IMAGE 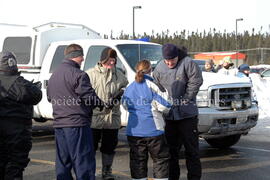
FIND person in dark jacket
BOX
[153,44,203,180]
[47,44,103,180]
[0,51,42,180]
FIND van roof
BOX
[0,22,100,36]
[50,39,160,46]
[32,22,99,35]
[0,23,32,35]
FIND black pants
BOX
[0,120,32,180]
[127,135,170,179]
[91,128,118,155]
[165,117,201,180]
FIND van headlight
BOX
[196,90,209,107]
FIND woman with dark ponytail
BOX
[122,60,172,180]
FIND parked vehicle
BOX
[0,23,259,149]
[261,69,270,78]
[0,22,101,67]
[192,59,206,70]
[250,64,270,75]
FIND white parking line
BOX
[31,159,55,165]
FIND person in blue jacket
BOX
[122,60,172,180]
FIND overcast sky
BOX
[0,0,268,37]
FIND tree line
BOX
[104,28,270,64]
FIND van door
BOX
[37,45,67,119]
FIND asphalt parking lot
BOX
[24,120,270,180]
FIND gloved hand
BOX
[111,89,125,102]
[96,101,105,112]
[116,89,125,98]
[33,81,42,89]
[104,98,114,110]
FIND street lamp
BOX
[235,18,243,67]
[133,6,142,38]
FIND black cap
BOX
[162,43,179,59]
[0,51,18,74]
[238,64,250,72]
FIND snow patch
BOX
[250,73,270,120]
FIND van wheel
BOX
[205,134,241,149]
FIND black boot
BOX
[102,153,115,180]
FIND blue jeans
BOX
[55,125,95,180]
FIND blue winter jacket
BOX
[122,75,172,137]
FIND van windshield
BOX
[116,44,163,70]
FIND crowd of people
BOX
[202,56,251,78]
[1,42,254,180]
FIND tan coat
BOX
[86,64,128,129]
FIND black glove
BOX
[33,81,42,89]
[104,98,114,109]
[96,101,105,111]
[92,99,105,111]
[113,89,124,101]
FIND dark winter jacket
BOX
[47,59,102,128]
[153,55,203,120]
[0,72,42,125]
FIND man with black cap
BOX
[47,44,104,180]
[86,47,128,180]
[0,51,42,180]
[153,44,203,180]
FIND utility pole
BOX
[236,18,243,67]
[133,6,142,39]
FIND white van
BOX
[0,23,259,149]
[0,22,101,68]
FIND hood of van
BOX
[200,72,251,90]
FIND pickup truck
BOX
[0,22,259,149]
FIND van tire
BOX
[205,134,241,149]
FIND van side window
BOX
[2,37,32,64]
[83,46,109,71]
[49,45,67,73]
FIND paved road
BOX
[24,118,270,180]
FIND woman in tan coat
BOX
[86,47,128,180]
